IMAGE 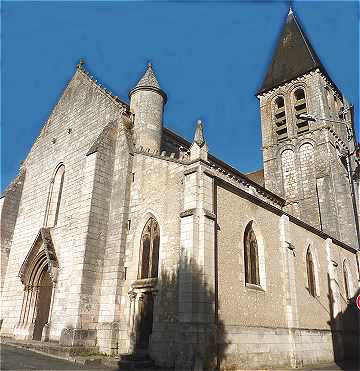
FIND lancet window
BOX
[244,221,260,286]
[306,247,316,297]
[45,164,65,227]
[138,218,160,279]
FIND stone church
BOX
[1,8,359,370]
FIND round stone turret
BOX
[129,63,167,153]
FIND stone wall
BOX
[0,67,129,342]
[115,151,186,362]
[216,180,359,369]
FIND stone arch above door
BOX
[19,228,58,285]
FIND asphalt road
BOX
[1,343,358,370]
[0,344,105,370]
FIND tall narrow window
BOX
[244,221,260,285]
[45,164,65,227]
[274,96,287,141]
[306,247,316,297]
[294,88,309,134]
[139,218,160,279]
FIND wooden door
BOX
[33,270,52,341]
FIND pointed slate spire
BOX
[190,119,208,161]
[129,62,167,102]
[258,9,324,94]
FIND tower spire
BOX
[258,8,324,95]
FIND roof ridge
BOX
[291,12,319,66]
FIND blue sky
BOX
[1,1,359,191]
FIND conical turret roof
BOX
[129,63,167,102]
[136,63,161,89]
[258,8,325,94]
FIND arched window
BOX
[306,247,316,297]
[294,88,309,134]
[139,218,160,279]
[244,221,260,285]
[343,261,351,300]
[274,96,288,141]
[45,164,65,227]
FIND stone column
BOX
[30,286,40,323]
[19,286,29,326]
[42,281,56,342]
[23,286,34,327]
[128,290,137,353]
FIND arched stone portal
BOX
[15,228,58,341]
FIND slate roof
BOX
[258,9,325,95]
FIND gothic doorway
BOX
[16,228,58,341]
[33,270,53,340]
[136,292,154,350]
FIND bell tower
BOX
[257,8,358,248]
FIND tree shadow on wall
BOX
[129,257,229,370]
[327,274,359,371]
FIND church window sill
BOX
[245,283,265,292]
